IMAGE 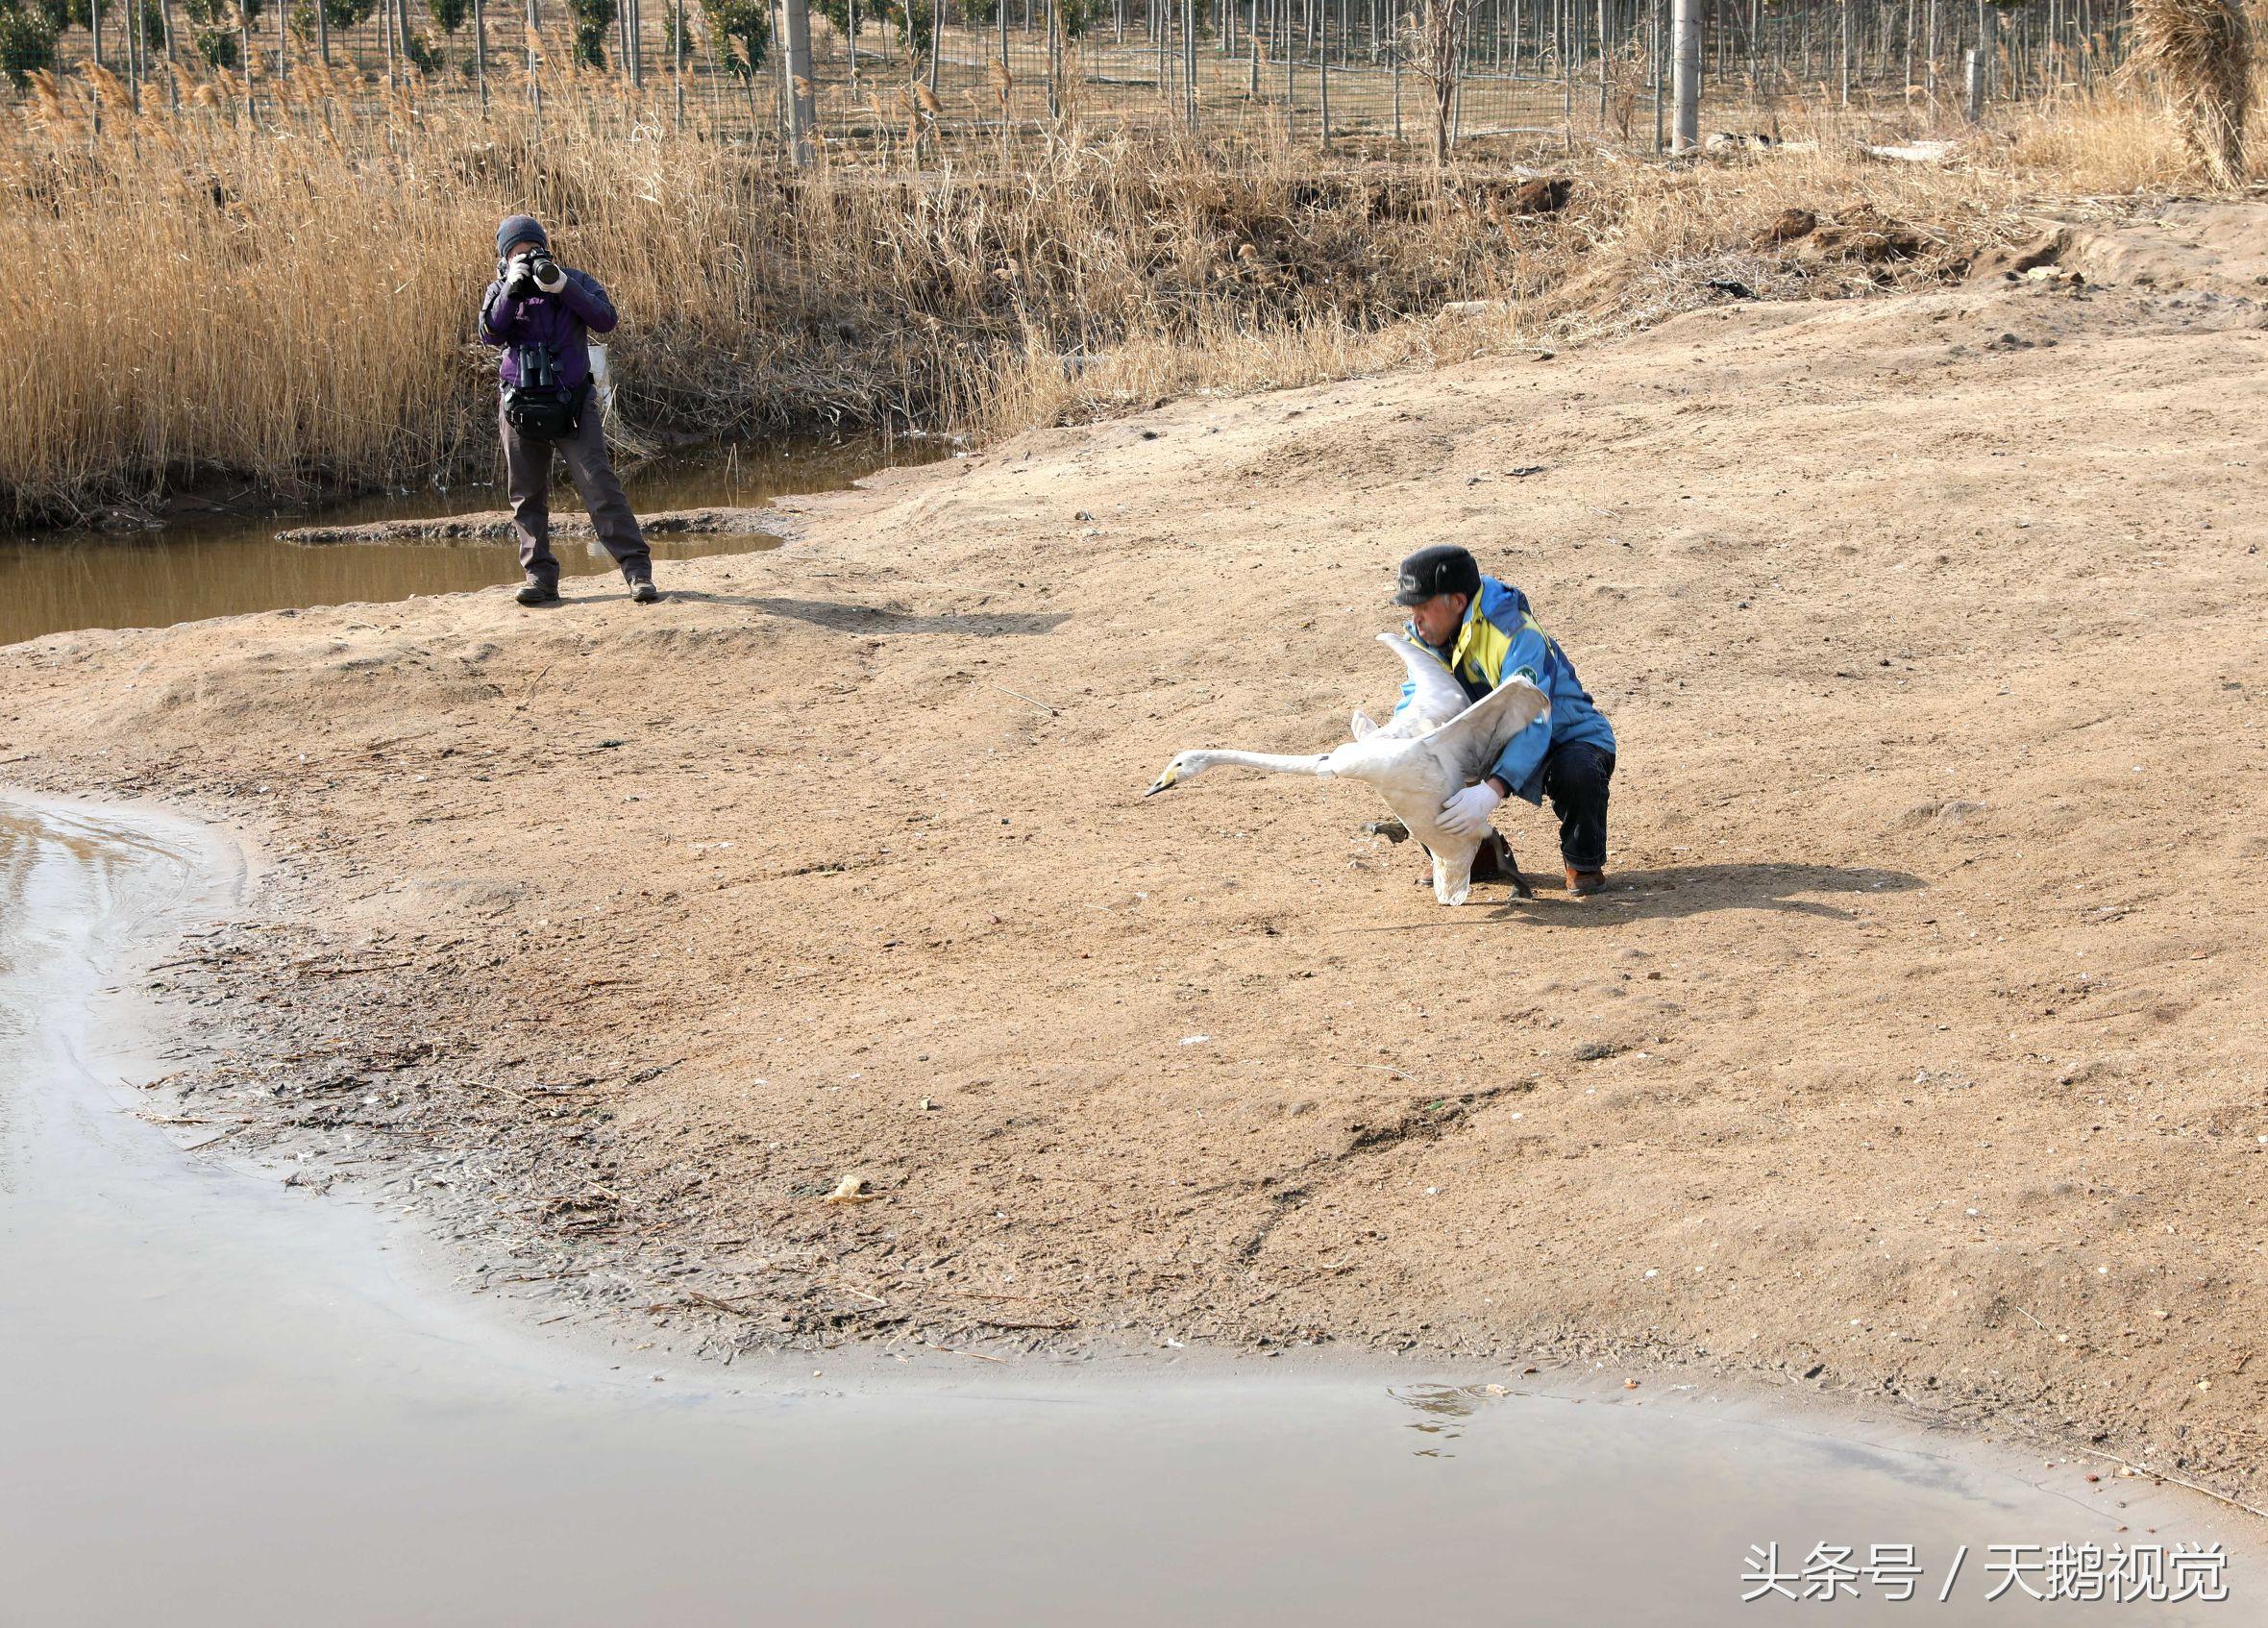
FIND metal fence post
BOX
[1964,0,1991,119]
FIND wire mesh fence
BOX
[6,0,2140,154]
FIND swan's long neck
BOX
[1189,749,1335,778]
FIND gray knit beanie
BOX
[496,213,548,259]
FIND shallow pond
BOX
[0,437,931,650]
[0,795,2252,1626]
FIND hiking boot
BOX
[515,579,560,606]
[1565,866,1606,898]
[629,577,660,604]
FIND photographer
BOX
[480,213,659,606]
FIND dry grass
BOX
[0,65,2230,524]
[982,93,2206,432]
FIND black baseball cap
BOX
[1393,544,1482,606]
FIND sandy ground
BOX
[5,201,2264,1508]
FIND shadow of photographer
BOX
[665,592,1068,638]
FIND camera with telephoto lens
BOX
[505,249,555,299]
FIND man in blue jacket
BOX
[1393,544,1617,896]
[481,213,658,606]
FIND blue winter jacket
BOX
[1395,577,1616,803]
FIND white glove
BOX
[1439,780,1505,837]
[533,259,567,294]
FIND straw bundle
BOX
[2130,0,2254,187]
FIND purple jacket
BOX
[479,265,618,390]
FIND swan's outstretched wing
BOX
[1421,677,1551,783]
[1374,632,1471,736]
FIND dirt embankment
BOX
[5,205,2265,1505]
[277,506,787,546]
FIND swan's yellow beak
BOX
[1144,765,1178,798]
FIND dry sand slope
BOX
[5,203,2265,1501]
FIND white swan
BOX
[1144,633,1550,905]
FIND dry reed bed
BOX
[0,77,2209,524]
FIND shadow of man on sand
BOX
[1489,861,1924,925]
[667,593,1068,637]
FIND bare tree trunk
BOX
[783,0,815,156]
[527,0,543,120]
[1926,0,1938,108]
[1417,0,1471,159]
[1670,0,1697,146]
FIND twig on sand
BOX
[294,961,417,979]
[181,1123,249,1151]
[461,1079,535,1102]
[2063,1445,2268,1521]
[921,1341,1007,1363]
[991,684,1058,716]
[1331,919,1521,932]
[824,1282,889,1307]
[684,1289,763,1319]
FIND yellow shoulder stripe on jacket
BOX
[1456,617,1516,690]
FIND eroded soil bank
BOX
[5,204,2264,1510]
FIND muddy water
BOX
[0,796,2252,1627]
[0,439,933,650]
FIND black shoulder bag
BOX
[504,342,588,442]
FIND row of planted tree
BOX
[2,0,2167,153]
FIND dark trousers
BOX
[501,400,652,586]
[1540,739,1615,872]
